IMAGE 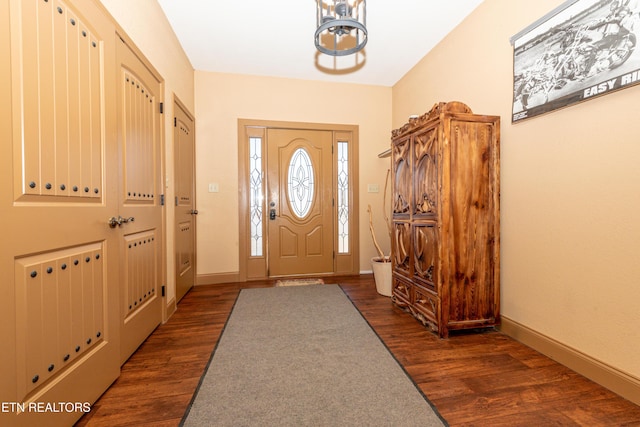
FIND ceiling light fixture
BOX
[315,0,367,56]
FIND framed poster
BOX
[511,0,640,122]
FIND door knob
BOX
[190,209,198,215]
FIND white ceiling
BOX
[156,0,484,87]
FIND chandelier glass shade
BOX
[315,0,367,56]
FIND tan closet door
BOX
[116,38,163,364]
[267,129,334,276]
[0,1,120,425]
[174,99,196,302]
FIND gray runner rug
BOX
[181,284,446,427]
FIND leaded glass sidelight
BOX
[249,137,263,257]
[287,148,314,218]
[337,141,349,253]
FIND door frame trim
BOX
[238,119,360,280]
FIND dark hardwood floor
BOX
[76,275,640,426]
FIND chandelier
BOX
[315,0,367,56]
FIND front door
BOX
[267,129,334,276]
[116,38,163,364]
[174,99,197,302]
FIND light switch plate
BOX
[208,183,219,193]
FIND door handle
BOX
[107,216,135,228]
[190,209,199,215]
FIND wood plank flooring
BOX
[75,275,640,426]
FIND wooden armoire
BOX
[390,101,500,338]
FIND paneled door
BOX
[0,1,120,425]
[267,129,334,276]
[174,99,197,302]
[116,38,163,364]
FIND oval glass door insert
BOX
[288,148,314,218]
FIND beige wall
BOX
[393,0,640,380]
[98,0,195,304]
[195,71,392,276]
[99,1,194,109]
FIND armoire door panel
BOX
[413,285,439,328]
[391,275,412,307]
[413,222,438,290]
[392,221,411,278]
[413,127,439,217]
[391,136,411,217]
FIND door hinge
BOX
[160,194,165,206]
[175,196,179,206]
[159,102,164,114]
[174,117,177,127]
[161,285,165,297]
